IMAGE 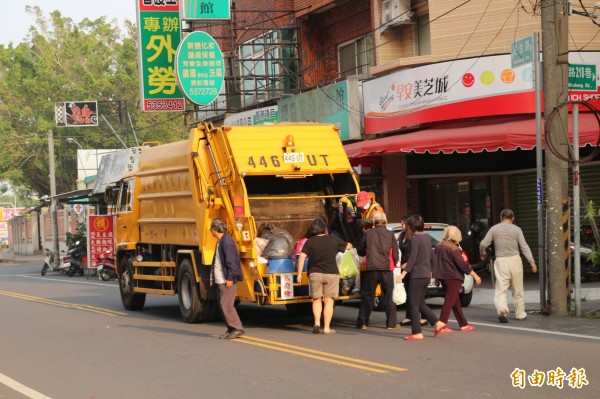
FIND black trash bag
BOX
[339,277,356,296]
[260,224,294,259]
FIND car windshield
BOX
[424,229,444,245]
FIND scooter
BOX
[41,248,70,276]
[97,249,116,281]
[66,241,87,277]
[570,242,600,283]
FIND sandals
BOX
[312,325,320,334]
[323,329,336,335]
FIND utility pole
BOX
[48,129,60,267]
[541,0,570,316]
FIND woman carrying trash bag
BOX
[433,225,482,334]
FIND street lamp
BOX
[66,137,83,149]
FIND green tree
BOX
[0,6,188,199]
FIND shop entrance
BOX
[426,178,491,261]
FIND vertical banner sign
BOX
[87,215,115,269]
[137,0,185,112]
[181,0,231,20]
[176,31,225,105]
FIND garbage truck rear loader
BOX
[112,123,361,323]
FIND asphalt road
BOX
[1,259,599,399]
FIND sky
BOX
[1,1,138,46]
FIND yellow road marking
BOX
[233,335,407,373]
[0,290,126,317]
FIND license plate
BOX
[283,152,304,163]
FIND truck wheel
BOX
[178,259,216,323]
[459,291,473,307]
[119,258,145,311]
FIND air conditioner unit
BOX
[381,0,413,26]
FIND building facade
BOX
[188,0,600,261]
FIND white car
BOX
[387,222,474,307]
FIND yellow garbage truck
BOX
[110,122,362,323]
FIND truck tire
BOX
[178,259,216,323]
[119,258,146,311]
[459,291,473,307]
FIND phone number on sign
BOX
[188,88,219,96]
[144,100,185,111]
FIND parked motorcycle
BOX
[570,242,600,283]
[97,249,116,281]
[41,248,70,276]
[66,241,87,277]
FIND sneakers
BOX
[356,324,368,330]
[224,330,245,340]
[218,329,234,339]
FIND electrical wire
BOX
[545,100,600,163]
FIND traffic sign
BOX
[511,36,534,68]
[176,32,225,106]
[568,64,597,92]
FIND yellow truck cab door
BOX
[116,179,139,244]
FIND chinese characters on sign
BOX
[224,106,278,126]
[510,367,589,390]
[568,64,597,92]
[87,215,115,269]
[175,31,225,105]
[137,0,185,112]
[280,273,294,300]
[55,101,98,127]
[181,0,231,20]
[511,35,534,68]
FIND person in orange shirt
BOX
[356,191,384,230]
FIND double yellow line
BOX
[0,290,126,317]
[235,335,407,373]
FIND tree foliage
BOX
[0,6,190,198]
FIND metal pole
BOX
[48,130,60,267]
[573,104,581,316]
[533,32,546,312]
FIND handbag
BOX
[392,268,407,305]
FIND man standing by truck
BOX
[210,218,245,339]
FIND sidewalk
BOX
[0,252,45,265]
[470,272,600,317]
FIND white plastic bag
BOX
[393,268,407,305]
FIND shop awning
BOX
[345,114,600,158]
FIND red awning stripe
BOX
[345,114,600,158]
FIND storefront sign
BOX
[181,0,231,20]
[87,215,115,269]
[364,52,600,135]
[176,31,225,105]
[137,0,185,112]
[278,79,362,141]
[224,106,278,126]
